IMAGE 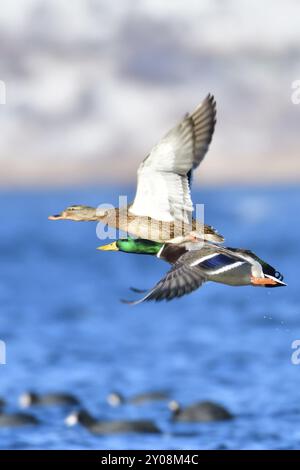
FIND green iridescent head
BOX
[97,238,163,255]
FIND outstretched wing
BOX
[121,245,249,305]
[129,95,216,224]
[122,260,207,305]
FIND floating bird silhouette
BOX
[106,390,169,406]
[0,411,39,427]
[168,400,233,422]
[65,409,161,435]
[19,391,80,408]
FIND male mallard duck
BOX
[48,95,223,243]
[98,238,286,303]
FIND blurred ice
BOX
[0,0,299,186]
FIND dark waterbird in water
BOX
[0,411,39,427]
[98,238,286,304]
[107,390,170,406]
[65,409,161,435]
[19,391,80,408]
[0,397,39,426]
[168,400,233,422]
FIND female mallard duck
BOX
[98,238,286,303]
[48,95,223,244]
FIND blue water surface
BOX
[0,185,299,450]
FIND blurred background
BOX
[0,0,300,451]
[0,0,300,186]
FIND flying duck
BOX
[49,95,223,244]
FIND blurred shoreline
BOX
[1,153,300,189]
[1,0,300,189]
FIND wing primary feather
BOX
[121,260,206,304]
[129,286,148,293]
